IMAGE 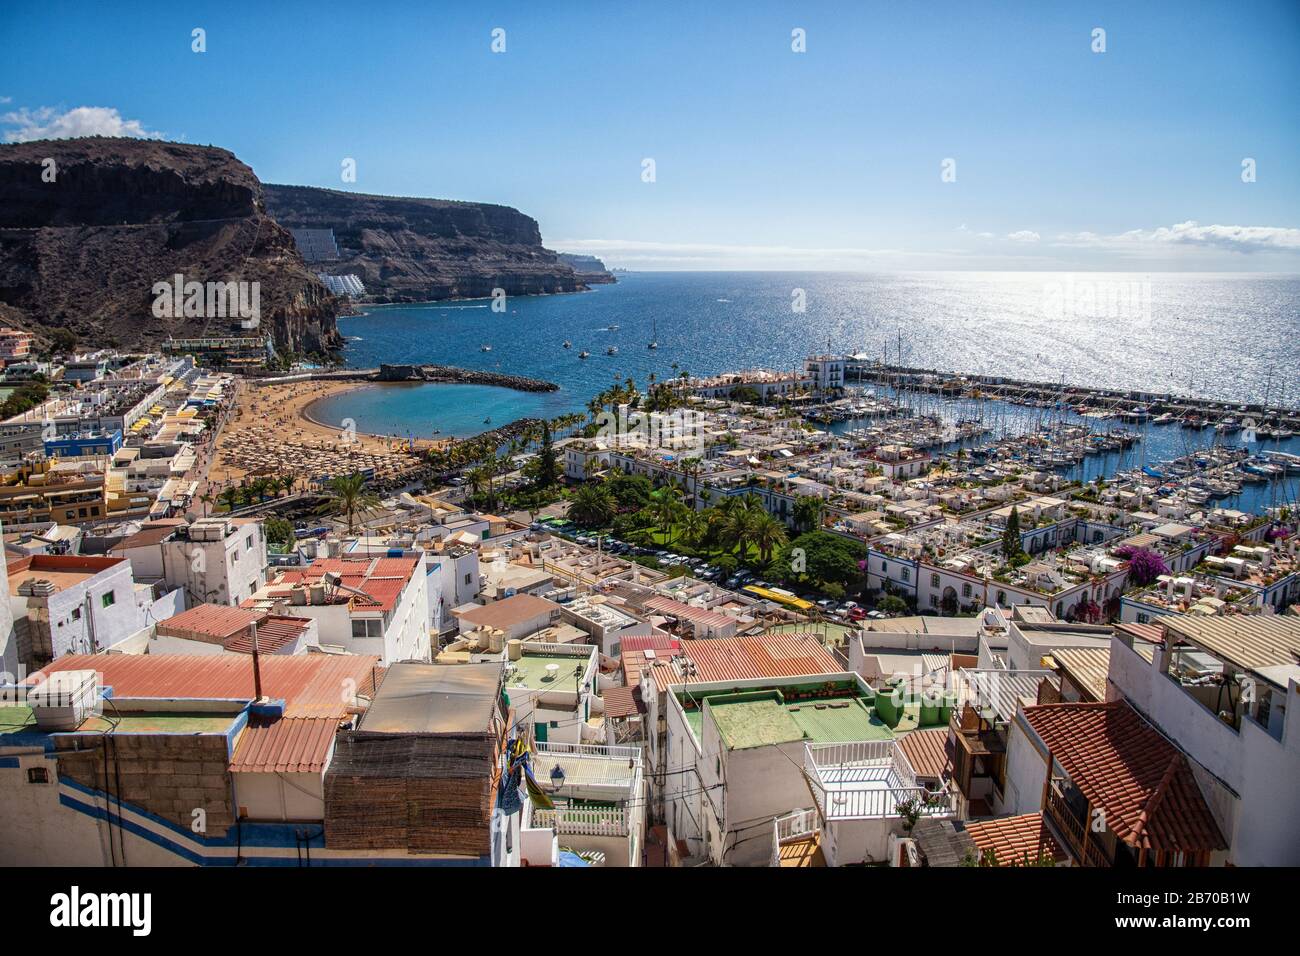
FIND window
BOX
[101,591,115,608]
[901,568,909,582]
[930,573,940,588]
[351,619,383,639]
[929,595,939,608]
[27,767,49,784]
[71,608,81,621]
[1137,613,1150,624]
[996,590,1007,606]
[245,534,254,552]
[962,583,972,598]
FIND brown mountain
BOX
[262,184,588,302]
[0,137,341,356]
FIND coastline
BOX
[208,379,434,489]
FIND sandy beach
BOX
[208,379,430,489]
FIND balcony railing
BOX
[1045,781,1110,867]
[770,808,820,867]
[532,805,630,837]
[804,741,955,821]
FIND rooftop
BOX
[1022,699,1225,853]
[32,654,382,718]
[691,687,890,750]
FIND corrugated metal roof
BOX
[897,727,952,781]
[602,685,645,719]
[680,633,841,682]
[224,616,312,654]
[157,604,262,641]
[1051,646,1110,702]
[230,716,340,773]
[33,654,382,717]
[643,596,734,629]
[1162,615,1300,674]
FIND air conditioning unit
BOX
[27,670,101,731]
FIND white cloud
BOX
[1,105,163,143]
[1006,230,1040,242]
[1055,220,1300,253]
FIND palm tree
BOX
[328,473,379,533]
[752,512,789,563]
[198,491,214,517]
[680,507,706,548]
[570,483,616,529]
[217,488,240,513]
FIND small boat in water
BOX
[480,344,492,352]
[578,350,590,359]
[563,340,571,349]
[606,346,618,355]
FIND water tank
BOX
[507,639,523,661]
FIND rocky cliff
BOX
[556,252,616,285]
[0,138,342,356]
[263,184,588,302]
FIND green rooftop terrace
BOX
[509,652,590,691]
[681,684,894,750]
[0,706,236,735]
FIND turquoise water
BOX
[306,383,570,439]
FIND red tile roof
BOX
[1022,700,1226,853]
[33,654,382,718]
[230,716,341,774]
[897,727,953,781]
[275,555,420,613]
[680,633,841,682]
[965,813,1065,866]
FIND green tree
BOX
[569,483,616,529]
[265,517,297,550]
[793,495,825,533]
[328,473,379,533]
[751,512,789,563]
[1002,506,1023,560]
[534,419,559,490]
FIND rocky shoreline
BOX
[373,363,559,392]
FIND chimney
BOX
[249,621,263,701]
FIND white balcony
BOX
[525,742,643,838]
[804,739,955,821]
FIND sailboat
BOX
[647,315,658,349]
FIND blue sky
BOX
[2,0,1298,270]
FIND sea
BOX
[312,271,1300,513]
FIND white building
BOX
[142,517,267,608]
[1099,615,1300,866]
[6,554,143,667]
[256,555,431,663]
